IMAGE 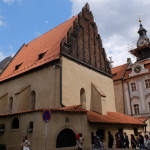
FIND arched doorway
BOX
[56,128,76,148]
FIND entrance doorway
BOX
[56,128,76,148]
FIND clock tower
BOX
[130,19,150,61]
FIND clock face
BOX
[138,39,149,47]
[134,65,141,73]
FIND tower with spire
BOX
[130,18,150,61]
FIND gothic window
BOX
[131,82,136,91]
[30,91,36,109]
[56,128,76,148]
[145,79,150,88]
[80,88,86,109]
[9,97,13,113]
[133,104,140,115]
[11,117,19,129]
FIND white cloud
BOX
[34,31,41,37]
[70,0,150,66]
[0,16,6,27]
[45,20,49,24]
[1,0,22,5]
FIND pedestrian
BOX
[21,137,25,150]
[22,136,30,150]
[118,131,124,148]
[115,133,122,148]
[94,131,103,149]
[144,135,150,149]
[138,134,144,149]
[108,131,114,148]
[76,133,84,150]
[124,132,129,148]
[91,132,96,150]
[131,134,137,149]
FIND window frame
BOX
[131,82,137,91]
[145,79,150,89]
[133,104,140,115]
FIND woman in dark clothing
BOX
[131,134,137,149]
[124,132,129,148]
[91,132,96,150]
[108,131,114,148]
[115,133,122,148]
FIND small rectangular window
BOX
[15,63,23,70]
[145,79,150,88]
[28,121,33,132]
[38,51,47,60]
[134,104,140,114]
[131,82,137,91]
[0,124,5,133]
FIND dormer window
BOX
[38,51,47,60]
[15,63,22,70]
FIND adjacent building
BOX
[112,20,150,131]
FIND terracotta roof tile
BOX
[111,64,128,81]
[87,111,144,125]
[135,116,149,123]
[0,105,87,117]
[0,16,77,82]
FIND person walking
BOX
[108,131,114,148]
[77,133,84,150]
[91,132,96,150]
[144,135,150,149]
[124,132,129,148]
[115,133,122,148]
[131,134,137,149]
[138,134,144,149]
[22,136,30,150]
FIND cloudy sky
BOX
[0,0,150,67]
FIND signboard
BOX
[43,110,51,122]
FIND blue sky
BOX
[1,0,150,66]
[0,0,72,58]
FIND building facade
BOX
[112,21,150,131]
[0,4,144,150]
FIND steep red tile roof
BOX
[87,111,144,125]
[0,105,87,116]
[111,64,128,81]
[0,16,77,82]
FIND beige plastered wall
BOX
[0,112,89,150]
[62,57,116,113]
[0,65,61,114]
[0,111,144,150]
[113,80,125,114]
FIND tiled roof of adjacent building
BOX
[87,111,145,125]
[0,16,77,82]
[111,64,128,81]
[0,56,12,72]
[0,105,87,117]
[135,116,150,123]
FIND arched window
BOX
[80,88,86,109]
[9,97,13,113]
[11,117,19,129]
[56,128,76,148]
[30,91,36,109]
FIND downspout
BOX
[59,60,65,107]
[125,81,133,116]
[53,59,65,107]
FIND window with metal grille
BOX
[131,82,137,91]
[133,104,140,114]
[56,128,76,148]
[145,79,150,88]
